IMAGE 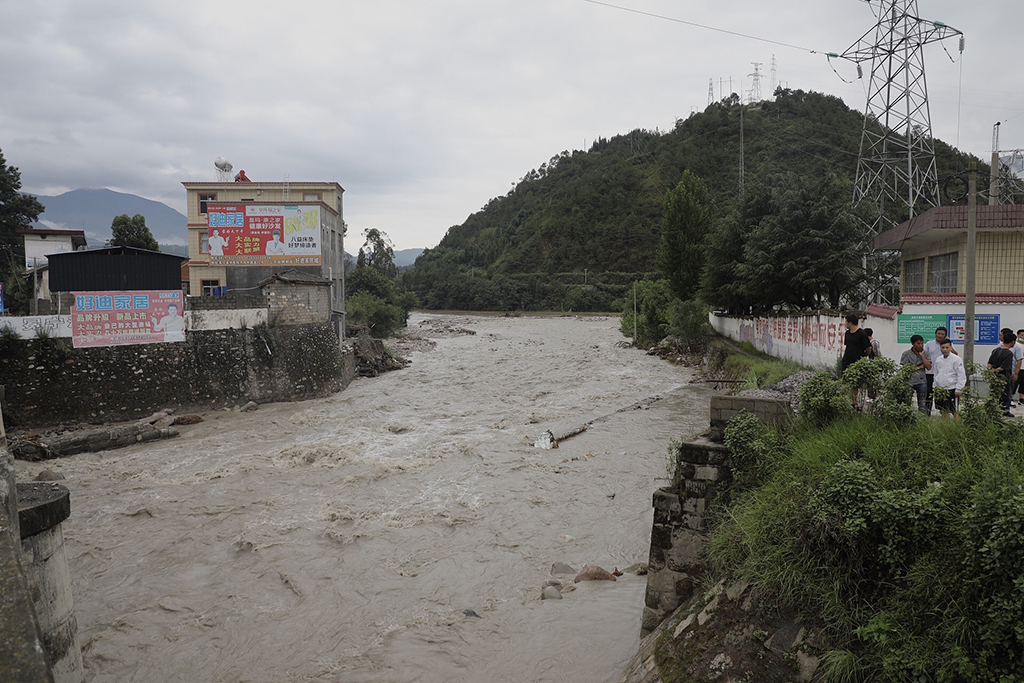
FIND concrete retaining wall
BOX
[19,484,82,683]
[709,395,793,441]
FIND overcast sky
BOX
[2,0,1021,249]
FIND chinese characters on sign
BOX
[207,204,322,267]
[71,290,185,348]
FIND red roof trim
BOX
[865,304,901,319]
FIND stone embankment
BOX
[624,369,822,683]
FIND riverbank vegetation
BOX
[704,365,1024,681]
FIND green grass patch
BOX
[722,352,805,389]
[708,405,1024,682]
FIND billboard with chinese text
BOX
[207,204,321,267]
[72,290,185,348]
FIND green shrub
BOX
[798,371,854,427]
[707,414,1024,682]
[346,292,407,338]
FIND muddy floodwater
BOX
[17,313,715,682]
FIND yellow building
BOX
[875,205,1024,301]
[182,180,345,312]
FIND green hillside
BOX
[403,89,983,311]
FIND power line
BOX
[582,0,825,54]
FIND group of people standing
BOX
[841,314,1024,418]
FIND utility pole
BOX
[965,162,977,363]
[739,104,745,197]
[989,122,1001,205]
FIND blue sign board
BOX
[946,314,1001,345]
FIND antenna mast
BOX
[708,78,715,107]
[770,55,777,97]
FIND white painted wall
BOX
[0,308,269,339]
[710,304,1024,371]
[185,308,268,331]
[709,311,900,371]
[0,315,72,338]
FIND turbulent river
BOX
[17,312,715,683]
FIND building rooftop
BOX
[875,204,1024,251]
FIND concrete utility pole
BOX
[989,122,1001,206]
[965,162,978,363]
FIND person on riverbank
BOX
[1017,329,1024,406]
[987,330,1016,417]
[841,314,872,374]
[924,327,956,414]
[900,334,931,415]
[864,328,881,359]
[933,339,966,417]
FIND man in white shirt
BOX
[208,228,229,256]
[924,326,956,414]
[932,338,966,417]
[265,230,286,256]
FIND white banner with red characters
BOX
[71,291,186,348]
[207,203,321,267]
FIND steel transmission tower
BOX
[839,0,963,235]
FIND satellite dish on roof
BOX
[214,157,233,181]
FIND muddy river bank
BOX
[16,312,715,682]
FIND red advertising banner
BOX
[207,203,322,267]
[71,290,185,348]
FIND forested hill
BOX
[402,89,981,311]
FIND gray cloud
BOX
[1,0,1019,249]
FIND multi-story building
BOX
[182,180,345,314]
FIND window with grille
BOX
[904,258,925,292]
[199,193,217,214]
[930,252,958,293]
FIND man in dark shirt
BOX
[988,330,1017,417]
[841,314,872,374]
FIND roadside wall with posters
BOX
[709,311,901,371]
[897,302,1024,366]
[0,324,356,428]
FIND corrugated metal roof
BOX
[48,247,186,292]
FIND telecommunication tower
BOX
[837,0,963,235]
[708,78,715,107]
[770,55,777,97]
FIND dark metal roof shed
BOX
[47,247,186,292]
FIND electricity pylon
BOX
[838,0,963,235]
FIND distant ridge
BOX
[30,188,187,251]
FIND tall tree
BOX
[739,173,868,310]
[1,147,45,268]
[358,228,398,279]
[0,148,45,314]
[110,213,159,251]
[656,170,716,301]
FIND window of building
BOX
[929,252,958,293]
[199,193,217,214]
[200,234,210,254]
[904,258,925,293]
[201,279,221,297]
[304,193,322,201]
